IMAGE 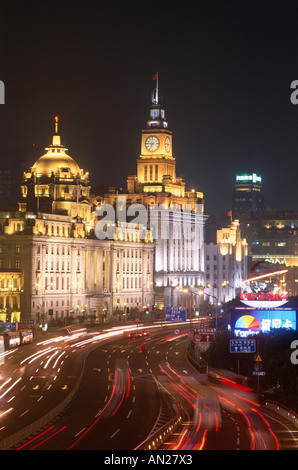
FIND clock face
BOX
[145,135,160,152]
[165,136,171,153]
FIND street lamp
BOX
[222,280,236,303]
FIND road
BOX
[0,322,297,450]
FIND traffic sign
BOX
[193,327,215,343]
[165,307,187,322]
[254,362,263,372]
[252,371,266,376]
[254,353,262,362]
[230,339,256,353]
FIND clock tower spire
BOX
[135,76,176,186]
[147,72,168,130]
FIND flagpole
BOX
[152,72,159,104]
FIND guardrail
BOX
[134,408,182,450]
[264,400,298,430]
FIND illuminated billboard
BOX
[231,309,296,337]
[236,173,262,184]
[239,292,288,308]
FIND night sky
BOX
[1,1,298,218]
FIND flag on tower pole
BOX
[152,73,159,104]
[152,72,159,89]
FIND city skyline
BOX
[0,3,298,452]
[0,2,298,219]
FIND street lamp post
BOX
[176,284,201,331]
[222,280,235,303]
[199,288,219,335]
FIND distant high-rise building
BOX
[232,173,265,218]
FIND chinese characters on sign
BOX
[165,306,187,322]
[230,339,256,353]
[192,327,215,343]
[260,318,293,332]
[232,309,296,338]
[240,293,288,301]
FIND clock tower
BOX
[107,77,205,312]
[137,78,176,186]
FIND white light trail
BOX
[0,377,22,399]
[44,350,60,369]
[52,351,66,369]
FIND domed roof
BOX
[32,148,81,177]
[31,122,81,177]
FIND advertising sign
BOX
[240,292,288,308]
[231,309,296,337]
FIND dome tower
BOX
[19,117,91,222]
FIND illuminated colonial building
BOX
[101,78,206,310]
[0,119,154,324]
[204,219,248,304]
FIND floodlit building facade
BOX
[0,118,154,325]
[100,78,206,311]
[204,219,248,304]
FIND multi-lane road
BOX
[0,322,297,450]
